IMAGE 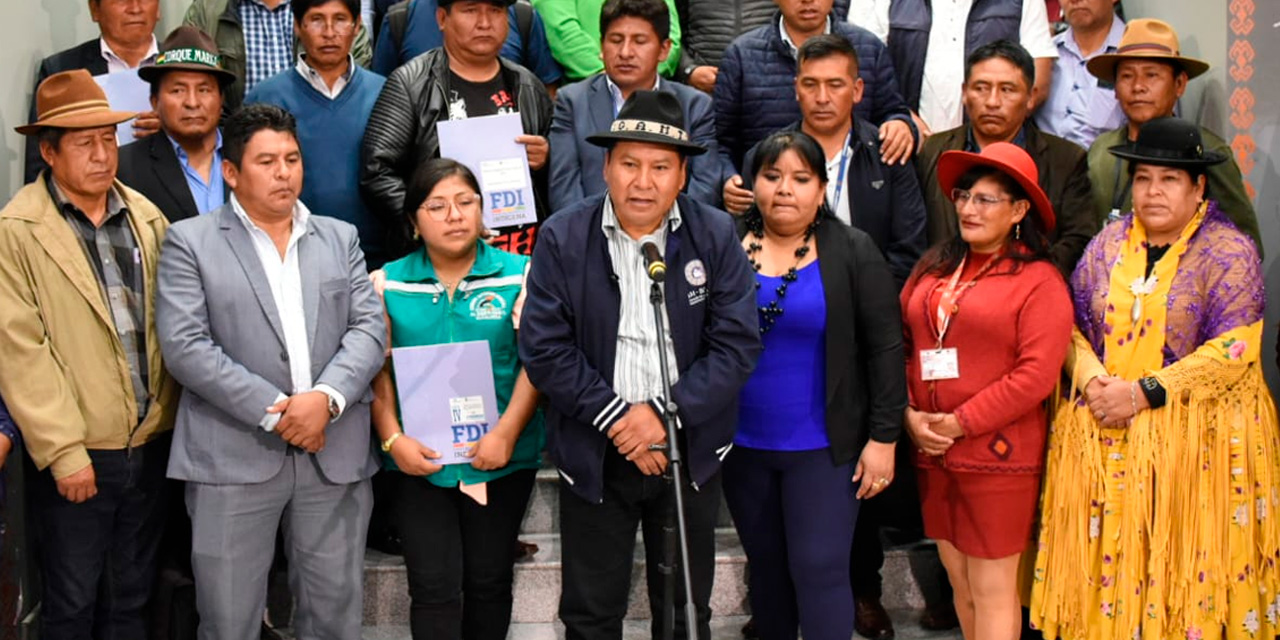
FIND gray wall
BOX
[0,0,188,201]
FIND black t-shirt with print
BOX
[447,69,516,120]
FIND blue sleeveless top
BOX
[737,261,829,451]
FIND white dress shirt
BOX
[825,136,853,225]
[601,196,681,405]
[296,54,356,99]
[100,36,160,73]
[230,195,346,431]
[914,0,1057,132]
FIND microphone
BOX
[641,240,666,283]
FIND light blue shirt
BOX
[1034,15,1127,149]
[168,131,226,215]
[605,75,660,117]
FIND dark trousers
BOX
[850,440,938,601]
[723,446,858,640]
[559,449,721,640]
[396,469,536,640]
[30,435,172,640]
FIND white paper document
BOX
[391,340,500,465]
[437,113,538,228]
[93,70,150,143]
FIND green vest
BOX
[381,242,543,488]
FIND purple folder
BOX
[391,340,499,464]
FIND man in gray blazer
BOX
[155,103,386,640]
[547,0,723,213]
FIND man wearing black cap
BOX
[362,0,553,258]
[519,90,761,640]
[118,26,236,222]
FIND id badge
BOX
[920,348,959,381]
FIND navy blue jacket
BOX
[887,0,1022,111]
[713,12,913,173]
[548,76,722,213]
[743,118,927,288]
[518,193,762,503]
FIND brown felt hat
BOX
[16,69,137,136]
[138,26,236,86]
[1086,19,1210,84]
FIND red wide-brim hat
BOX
[936,142,1057,233]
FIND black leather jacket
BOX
[360,48,553,255]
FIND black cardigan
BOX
[736,214,907,464]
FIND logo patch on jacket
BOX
[685,260,707,286]
[470,292,507,321]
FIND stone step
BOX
[520,468,735,535]
[357,610,963,640]
[362,528,948,626]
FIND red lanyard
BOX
[928,253,998,348]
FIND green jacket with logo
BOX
[380,241,544,488]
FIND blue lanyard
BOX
[830,130,852,218]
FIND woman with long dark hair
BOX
[900,143,1072,640]
[724,130,906,640]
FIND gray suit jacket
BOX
[547,76,724,213]
[157,204,386,485]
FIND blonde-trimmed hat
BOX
[1086,19,1210,84]
[16,69,137,136]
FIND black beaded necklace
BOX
[745,215,820,335]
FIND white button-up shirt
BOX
[296,54,356,99]
[601,196,681,404]
[912,0,1057,132]
[100,36,159,73]
[230,195,345,430]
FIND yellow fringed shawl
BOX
[1031,321,1280,640]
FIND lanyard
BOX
[928,253,998,348]
[829,130,853,220]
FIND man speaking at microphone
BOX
[519,90,761,640]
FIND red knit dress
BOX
[900,253,1073,559]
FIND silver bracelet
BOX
[1129,381,1139,417]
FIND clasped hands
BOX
[267,390,331,453]
[904,407,964,457]
[607,404,669,476]
[1084,376,1148,427]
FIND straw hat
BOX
[16,69,137,136]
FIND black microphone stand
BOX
[648,277,699,640]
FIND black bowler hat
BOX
[1108,117,1227,168]
[586,90,707,156]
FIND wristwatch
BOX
[327,393,341,420]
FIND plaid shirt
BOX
[240,0,295,92]
[48,179,150,423]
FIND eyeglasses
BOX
[421,192,482,220]
[951,188,1014,210]
[300,15,356,35]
